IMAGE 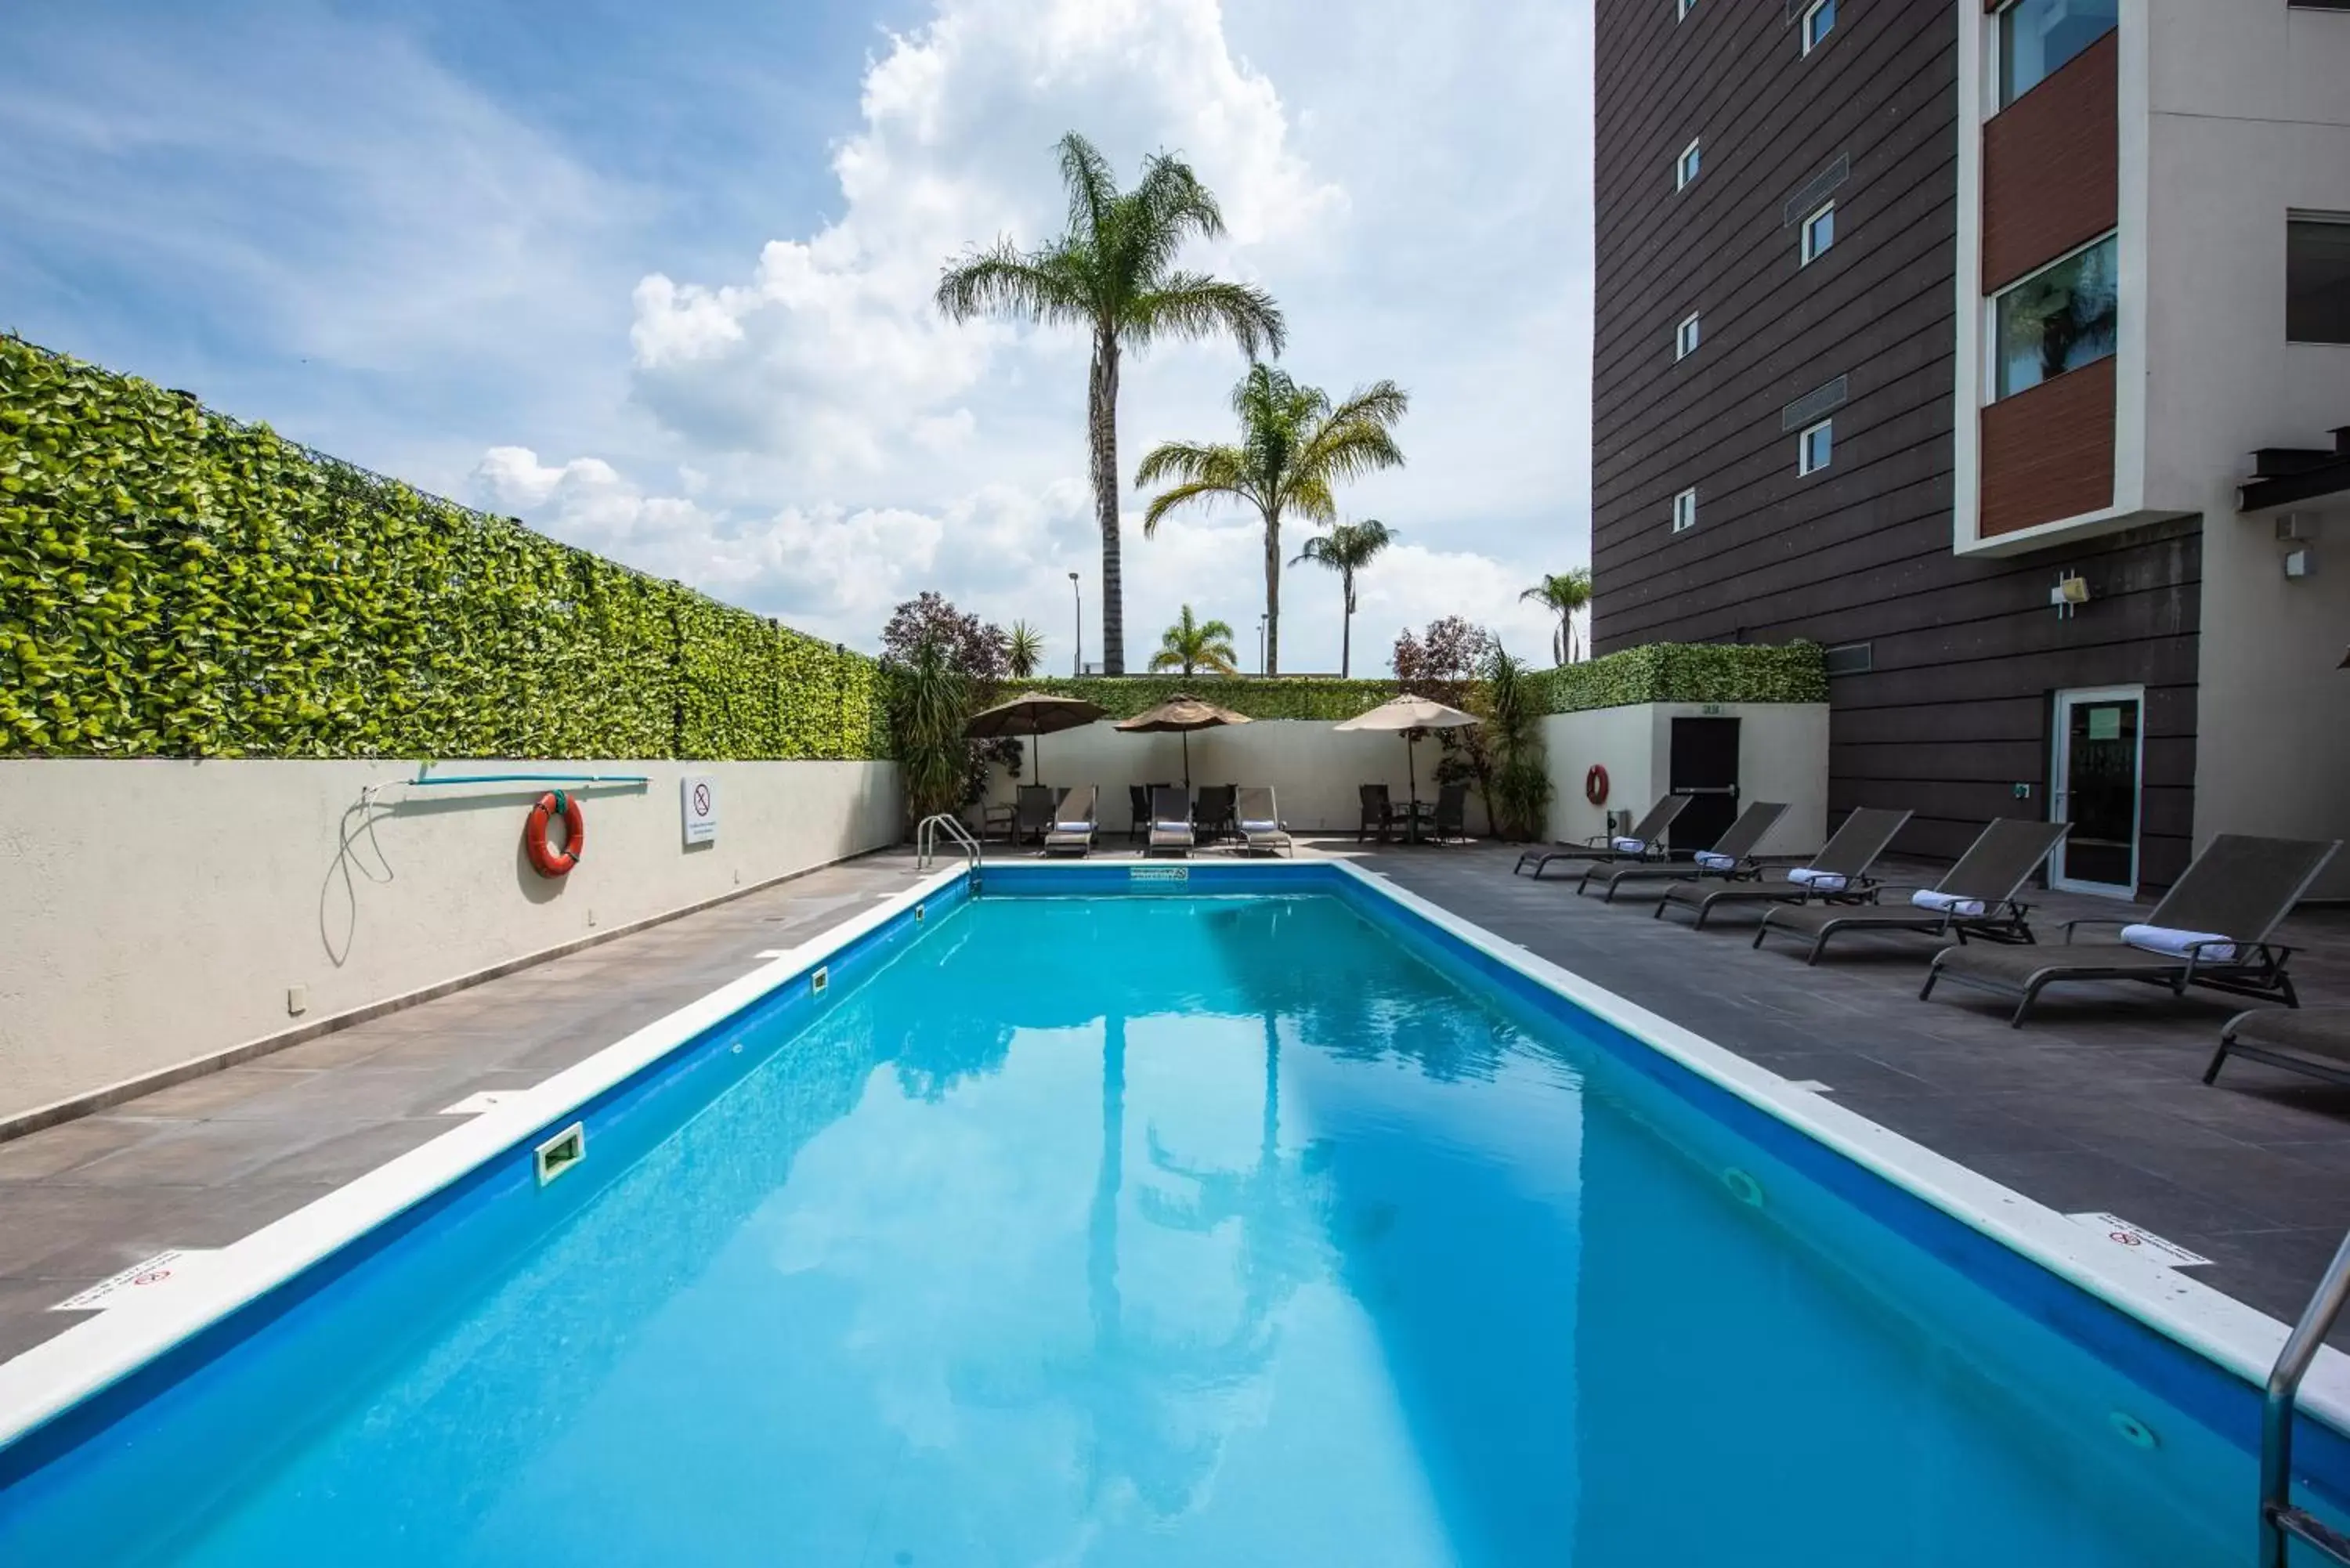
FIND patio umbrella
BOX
[1113,694,1251,790]
[1334,693,1480,834]
[964,691,1108,789]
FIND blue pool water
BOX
[0,887,2272,1563]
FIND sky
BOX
[0,0,1594,675]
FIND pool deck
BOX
[4,837,2349,1371]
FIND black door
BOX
[1668,717,1741,855]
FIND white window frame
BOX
[1801,0,1835,55]
[1676,138,1702,191]
[1798,419,1834,476]
[1678,0,1697,19]
[1800,200,1835,264]
[1672,486,1698,533]
[1675,311,1701,361]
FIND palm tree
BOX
[1520,569,1593,665]
[935,132,1285,675]
[1289,518,1395,678]
[1137,366,1407,676]
[1005,620,1044,679]
[1149,605,1238,677]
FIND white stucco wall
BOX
[1537,703,1830,857]
[2142,0,2350,894]
[984,719,1488,835]
[0,758,902,1122]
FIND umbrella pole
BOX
[1406,734,1419,844]
[1182,731,1192,793]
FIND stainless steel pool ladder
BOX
[916,812,982,886]
[2261,1227,2350,1566]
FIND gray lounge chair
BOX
[1043,785,1098,858]
[1236,786,1291,858]
[1429,784,1470,845]
[1922,833,2340,1027]
[1014,784,1058,845]
[1755,817,2068,964]
[1654,807,1911,928]
[1148,785,1195,858]
[1359,783,1399,843]
[1514,794,1692,878]
[2206,1006,2350,1089]
[1580,800,1787,901]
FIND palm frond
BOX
[1141,475,1251,536]
[1056,131,1116,247]
[1133,439,1241,490]
[935,238,1092,327]
[1126,273,1286,359]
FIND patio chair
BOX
[1127,784,1152,844]
[1148,785,1196,858]
[1922,833,2341,1028]
[1654,807,1911,928]
[1755,818,2068,964]
[1043,785,1098,858]
[1514,794,1691,878]
[1014,784,1057,846]
[1359,784,1399,843]
[1423,784,1470,845]
[1236,786,1292,858]
[2205,1006,2350,1089]
[1195,785,1238,844]
[1580,800,1787,902]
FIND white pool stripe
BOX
[1319,858,2350,1440]
[0,862,968,1454]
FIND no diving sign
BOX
[682,774,718,845]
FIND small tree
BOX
[1291,518,1395,677]
[1394,616,1501,807]
[1479,649,1553,840]
[1150,606,1240,677]
[880,592,1017,805]
[896,641,971,823]
[1520,569,1593,665]
[1006,620,1044,679]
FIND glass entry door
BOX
[2049,687,2143,896]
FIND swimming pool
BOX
[0,861,2344,1563]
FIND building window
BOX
[2288,213,2350,345]
[1800,201,1835,265]
[1675,311,1701,360]
[1801,0,1836,54]
[1798,420,1834,476]
[1672,487,1697,532]
[1676,138,1701,191]
[1678,0,1697,17]
[1998,0,2118,109]
[1993,233,2118,399]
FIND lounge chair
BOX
[1654,807,1911,928]
[1922,833,2341,1027]
[1359,784,1399,843]
[1514,793,1693,878]
[1428,784,1470,845]
[1195,785,1237,844]
[1236,786,1292,858]
[1014,784,1057,846]
[1581,800,1787,901]
[1754,818,2067,964]
[1043,785,1098,858]
[2205,1006,2350,1089]
[1148,785,1195,858]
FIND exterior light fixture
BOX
[2050,573,2090,619]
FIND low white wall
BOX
[0,758,902,1122]
[1538,703,1830,858]
[985,719,1488,836]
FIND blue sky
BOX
[2,0,1594,671]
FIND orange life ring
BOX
[525,790,584,877]
[1585,764,1610,807]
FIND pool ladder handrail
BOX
[2261,1227,2350,1566]
[916,811,983,887]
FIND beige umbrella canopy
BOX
[964,692,1108,788]
[1114,694,1252,790]
[1334,693,1481,826]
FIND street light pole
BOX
[1257,613,1267,676]
[1068,572,1082,677]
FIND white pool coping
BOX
[2,855,2342,1461]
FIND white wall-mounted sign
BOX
[682,775,718,845]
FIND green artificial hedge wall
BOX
[0,336,888,761]
[1010,674,1403,721]
[1526,641,1828,716]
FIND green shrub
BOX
[0,335,887,760]
[1525,641,1828,715]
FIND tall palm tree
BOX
[1520,569,1593,665]
[1289,518,1395,678]
[1137,366,1408,676]
[1149,605,1239,677]
[1005,620,1044,679]
[935,132,1285,675]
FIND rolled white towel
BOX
[2122,923,2238,963]
[1054,820,1093,834]
[1154,819,1191,834]
[1911,888,1987,917]
[1786,867,1847,891]
[1240,818,1279,833]
[1694,851,1738,872]
[1612,836,1648,854]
